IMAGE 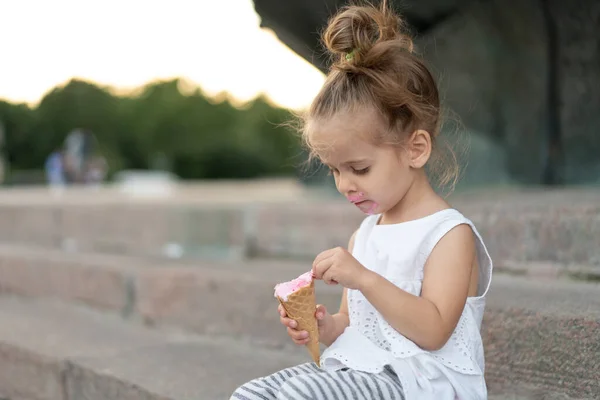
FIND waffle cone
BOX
[276,280,320,366]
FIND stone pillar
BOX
[550,0,600,184]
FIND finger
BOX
[314,246,344,266]
[315,304,327,319]
[293,336,310,345]
[312,256,334,280]
[278,304,286,317]
[312,248,333,266]
[280,316,298,329]
[287,327,309,341]
[312,249,335,272]
[294,337,310,345]
[323,269,338,285]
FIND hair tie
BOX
[345,49,357,61]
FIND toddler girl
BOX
[231,1,492,398]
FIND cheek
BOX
[332,173,341,187]
[376,168,410,201]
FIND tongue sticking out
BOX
[355,200,378,215]
[348,193,378,215]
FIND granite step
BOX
[0,244,598,399]
[0,187,599,270]
[0,295,307,400]
[0,295,592,400]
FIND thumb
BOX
[315,304,327,320]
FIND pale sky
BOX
[0,0,325,110]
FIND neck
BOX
[380,170,448,224]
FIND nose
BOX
[335,172,356,195]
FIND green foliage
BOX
[0,78,303,180]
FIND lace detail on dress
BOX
[349,285,483,375]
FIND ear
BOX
[407,129,432,168]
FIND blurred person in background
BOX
[0,121,5,185]
[84,154,108,187]
[44,146,66,192]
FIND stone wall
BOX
[418,0,600,186]
[551,0,600,183]
[0,188,599,270]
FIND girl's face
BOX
[309,108,418,217]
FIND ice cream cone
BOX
[275,277,320,366]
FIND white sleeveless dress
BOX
[320,208,493,400]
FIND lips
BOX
[353,200,371,209]
[347,194,364,203]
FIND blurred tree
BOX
[0,100,35,169]
[0,78,303,182]
[236,95,302,175]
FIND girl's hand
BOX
[312,246,372,290]
[278,304,334,345]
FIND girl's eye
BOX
[353,167,370,175]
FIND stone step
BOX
[0,244,598,398]
[0,187,599,270]
[0,295,590,400]
[0,295,308,400]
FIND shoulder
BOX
[422,222,477,288]
[414,209,477,261]
[422,209,494,299]
[421,210,478,275]
[428,208,489,253]
[425,209,475,239]
[432,223,476,255]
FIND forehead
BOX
[308,108,386,163]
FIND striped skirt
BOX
[230,362,405,400]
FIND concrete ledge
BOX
[0,296,307,400]
[0,246,145,314]
[0,245,342,350]
[0,187,599,269]
[0,296,592,400]
[0,246,599,398]
[0,342,65,400]
[249,196,600,268]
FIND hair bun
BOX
[322,1,414,66]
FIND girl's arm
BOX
[320,289,350,346]
[358,224,476,351]
[320,230,356,346]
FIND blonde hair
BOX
[300,0,459,190]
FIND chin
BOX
[366,203,381,215]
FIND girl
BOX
[231,1,492,399]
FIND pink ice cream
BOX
[274,270,313,301]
